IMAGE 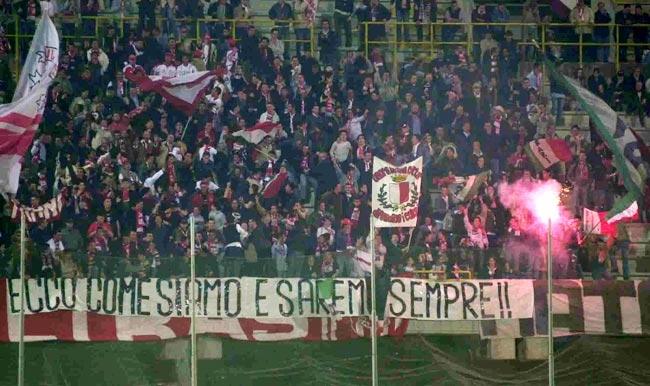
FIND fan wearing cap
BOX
[335,218,355,251]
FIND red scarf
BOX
[135,207,146,233]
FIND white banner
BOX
[371,157,423,228]
[480,279,650,339]
[387,278,534,321]
[7,277,368,318]
[8,278,534,321]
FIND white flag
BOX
[371,157,423,228]
[0,2,58,193]
[13,2,59,101]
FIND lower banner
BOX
[6,277,531,321]
[480,280,650,339]
[4,279,650,342]
[0,279,407,342]
[387,278,533,320]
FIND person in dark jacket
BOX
[615,4,634,62]
[479,256,503,279]
[632,5,649,63]
[268,0,293,39]
[137,0,156,31]
[391,0,411,42]
[357,0,391,51]
[317,19,340,70]
[593,2,611,63]
[207,0,234,38]
[334,0,354,47]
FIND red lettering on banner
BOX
[0,280,409,342]
[372,166,422,183]
[372,209,406,223]
[164,317,190,337]
[87,313,118,341]
[25,311,74,341]
[238,318,296,341]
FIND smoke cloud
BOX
[498,179,576,266]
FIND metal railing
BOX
[2,243,608,280]
[361,21,650,69]
[3,14,318,78]
[4,16,650,77]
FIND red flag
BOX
[262,171,288,199]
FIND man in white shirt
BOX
[198,143,219,162]
[152,52,177,78]
[205,87,223,114]
[329,130,353,164]
[176,55,197,77]
[47,232,65,256]
[526,63,543,92]
[44,232,65,276]
[259,103,280,123]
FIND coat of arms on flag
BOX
[372,157,423,228]
[388,174,412,206]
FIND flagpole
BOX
[369,217,378,386]
[190,215,197,386]
[181,115,193,141]
[547,217,554,386]
[18,210,25,386]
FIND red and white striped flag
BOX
[0,4,58,194]
[232,121,281,144]
[126,69,218,116]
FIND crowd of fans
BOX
[0,1,648,283]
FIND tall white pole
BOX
[369,218,378,386]
[547,217,554,386]
[190,215,197,386]
[18,211,25,386]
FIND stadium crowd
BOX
[0,0,648,282]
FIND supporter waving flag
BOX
[124,68,219,115]
[12,2,59,102]
[0,1,58,194]
[544,56,648,222]
[232,121,282,144]
[455,171,490,202]
[262,169,288,198]
[524,138,573,171]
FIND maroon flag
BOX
[125,69,218,115]
[262,171,288,198]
